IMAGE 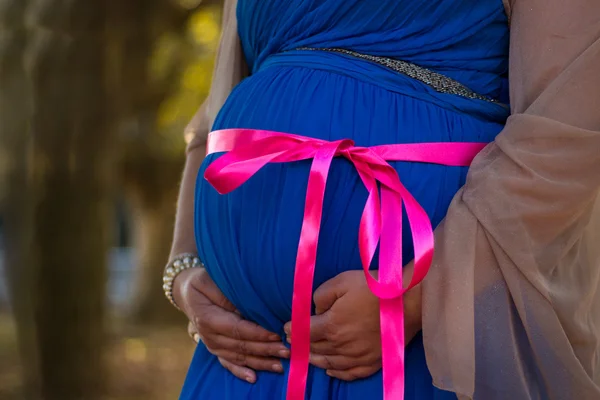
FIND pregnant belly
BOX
[193,67,502,333]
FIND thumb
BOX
[192,269,237,313]
[313,273,348,315]
[309,312,331,342]
[283,312,332,343]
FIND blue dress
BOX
[181,0,510,399]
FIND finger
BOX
[311,339,372,357]
[309,340,339,355]
[284,312,333,343]
[188,321,206,345]
[283,321,291,336]
[198,309,280,342]
[218,357,256,383]
[188,321,199,342]
[310,354,376,370]
[210,335,290,358]
[326,365,381,381]
[313,273,348,314]
[310,312,334,342]
[216,349,284,374]
[233,319,281,342]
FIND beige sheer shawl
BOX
[172,0,600,398]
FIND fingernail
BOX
[272,364,283,373]
[246,376,255,384]
[279,349,290,358]
[193,334,201,343]
[269,334,280,341]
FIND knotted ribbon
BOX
[204,128,486,400]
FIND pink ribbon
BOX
[204,128,485,400]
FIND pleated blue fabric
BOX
[181,1,510,398]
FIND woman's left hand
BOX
[283,265,422,381]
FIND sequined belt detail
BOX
[296,47,504,105]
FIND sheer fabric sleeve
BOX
[422,1,600,399]
[169,0,245,258]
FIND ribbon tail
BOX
[379,185,406,400]
[381,297,406,400]
[286,143,340,400]
[355,167,381,282]
[395,184,434,291]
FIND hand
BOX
[283,264,422,381]
[174,267,290,383]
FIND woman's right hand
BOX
[173,267,290,383]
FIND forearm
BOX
[169,147,206,260]
[169,0,246,260]
[403,262,423,335]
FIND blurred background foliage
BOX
[0,0,223,398]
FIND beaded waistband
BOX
[296,47,505,106]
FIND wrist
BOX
[172,267,199,312]
[404,283,423,327]
[163,254,203,310]
[402,261,423,328]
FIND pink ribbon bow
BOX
[204,128,485,400]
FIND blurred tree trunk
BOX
[108,0,190,325]
[23,0,112,398]
[0,1,41,398]
[123,153,185,324]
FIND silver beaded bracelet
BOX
[163,253,203,310]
